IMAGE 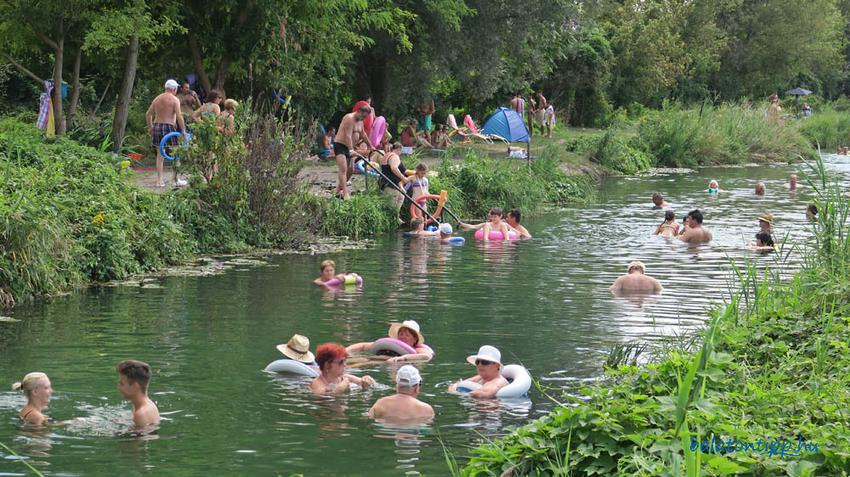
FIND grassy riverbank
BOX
[458,161,850,475]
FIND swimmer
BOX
[788,174,798,191]
[276,334,318,368]
[654,210,679,237]
[481,207,511,242]
[753,231,775,250]
[839,146,849,155]
[309,343,375,394]
[439,222,456,243]
[313,259,362,287]
[609,261,663,293]
[506,209,532,239]
[406,216,438,237]
[755,182,766,196]
[117,360,160,429]
[346,320,434,363]
[679,209,712,244]
[448,345,508,399]
[806,204,818,221]
[12,372,53,426]
[758,213,774,235]
[706,180,720,194]
[651,192,670,209]
[368,365,434,423]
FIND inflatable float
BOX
[444,236,465,245]
[410,191,447,223]
[453,364,532,398]
[368,338,435,357]
[354,159,381,177]
[159,131,192,161]
[322,274,363,287]
[369,116,387,149]
[264,359,319,377]
[474,229,518,241]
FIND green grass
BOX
[797,107,850,151]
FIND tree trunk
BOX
[213,56,231,96]
[188,33,212,93]
[1,53,44,84]
[66,47,82,129]
[52,20,65,135]
[110,35,140,153]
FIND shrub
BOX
[797,107,850,151]
[591,129,653,174]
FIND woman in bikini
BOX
[13,372,53,426]
[654,210,680,237]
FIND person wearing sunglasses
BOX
[448,345,508,398]
[310,343,375,395]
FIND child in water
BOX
[753,231,775,251]
[706,180,720,193]
[654,210,680,237]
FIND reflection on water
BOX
[2,158,848,475]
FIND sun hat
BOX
[164,79,179,90]
[439,223,453,235]
[627,261,646,273]
[395,365,422,386]
[466,345,502,366]
[758,213,774,225]
[388,320,424,344]
[275,334,315,363]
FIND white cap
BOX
[439,223,453,235]
[164,79,179,90]
[396,365,422,386]
[466,345,502,366]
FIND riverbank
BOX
[458,161,849,475]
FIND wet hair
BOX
[687,209,704,224]
[411,216,424,229]
[117,360,152,391]
[664,210,675,222]
[488,207,503,217]
[320,259,335,272]
[807,204,818,216]
[755,232,774,247]
[315,343,347,371]
[223,99,238,111]
[12,372,48,399]
[206,90,221,102]
[652,192,663,202]
[507,209,522,223]
[415,163,427,173]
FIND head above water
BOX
[755,182,766,195]
[488,207,503,218]
[411,216,424,230]
[755,231,774,247]
[507,209,522,224]
[664,210,675,222]
[439,222,453,236]
[320,259,335,273]
[117,360,152,393]
[652,192,664,205]
[686,209,704,225]
[627,261,646,274]
[315,343,347,372]
[389,320,424,347]
[12,372,49,400]
[708,180,719,189]
[395,365,422,392]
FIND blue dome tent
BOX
[481,107,531,161]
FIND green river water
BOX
[1,157,845,476]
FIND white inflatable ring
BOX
[474,229,518,241]
[264,359,319,377]
[369,338,416,356]
[452,364,531,398]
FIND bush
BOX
[591,129,653,174]
[797,107,850,151]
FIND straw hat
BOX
[466,345,502,366]
[758,213,774,225]
[276,334,315,363]
[388,320,424,345]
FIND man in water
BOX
[438,222,456,243]
[146,79,187,188]
[448,345,508,399]
[368,365,434,422]
[788,174,798,191]
[506,209,532,239]
[176,81,200,121]
[755,182,766,196]
[333,105,371,199]
[610,261,663,293]
[651,192,670,209]
[116,360,160,429]
[679,209,713,243]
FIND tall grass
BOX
[797,107,850,151]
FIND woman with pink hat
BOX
[346,320,434,363]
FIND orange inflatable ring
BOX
[410,190,447,224]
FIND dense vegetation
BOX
[457,161,850,475]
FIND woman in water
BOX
[313,260,361,287]
[753,231,775,251]
[706,180,720,194]
[654,210,680,237]
[12,372,53,426]
[346,320,434,363]
[309,343,375,395]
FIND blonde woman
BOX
[219,99,238,137]
[12,372,53,426]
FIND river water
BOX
[1,157,845,476]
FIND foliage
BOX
[797,107,850,150]
[591,129,653,174]
[461,157,850,476]
[320,193,399,239]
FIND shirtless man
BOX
[755,182,766,196]
[333,105,371,199]
[448,345,508,399]
[651,192,670,209]
[506,209,531,239]
[146,79,187,187]
[368,365,434,423]
[679,209,713,244]
[510,93,526,121]
[116,360,160,429]
[610,261,663,293]
[176,82,201,120]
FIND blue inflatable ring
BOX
[354,159,381,177]
[159,131,191,161]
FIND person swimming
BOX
[654,210,679,237]
[706,180,720,194]
[313,259,361,287]
[754,231,775,251]
[12,372,53,426]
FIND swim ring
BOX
[474,229,518,241]
[409,192,446,224]
[369,116,387,149]
[264,359,319,377]
[445,236,465,245]
[159,131,192,161]
[323,274,363,287]
[354,159,380,177]
[453,364,532,398]
[369,338,416,356]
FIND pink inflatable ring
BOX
[323,274,363,287]
[474,229,518,241]
[369,338,416,356]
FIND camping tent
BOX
[481,107,530,143]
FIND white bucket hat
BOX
[275,334,315,363]
[466,345,502,366]
[395,365,422,386]
[388,320,424,345]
